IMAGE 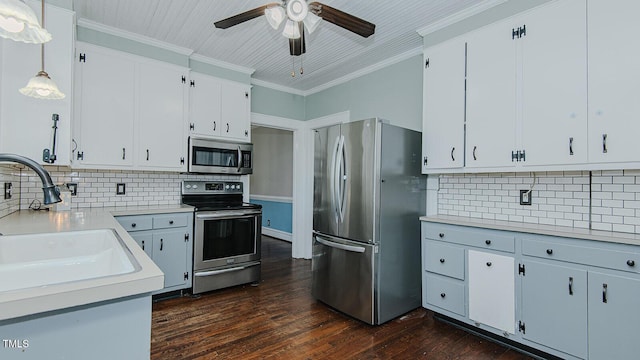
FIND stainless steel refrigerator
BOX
[311,118,425,325]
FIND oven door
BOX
[194,209,261,271]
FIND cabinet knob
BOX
[546,249,553,255]
[485,240,491,245]
[627,260,635,267]
[439,258,445,264]
[439,233,444,238]
[440,293,446,298]
[169,220,174,225]
[131,223,136,228]
[486,262,492,267]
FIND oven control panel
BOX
[181,180,243,195]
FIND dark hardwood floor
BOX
[151,236,533,360]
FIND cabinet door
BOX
[465,21,517,169]
[189,73,221,138]
[130,232,153,258]
[521,260,587,359]
[152,229,188,289]
[588,0,640,164]
[0,2,73,165]
[220,81,251,141]
[468,250,515,333]
[422,38,466,172]
[588,271,640,359]
[520,0,588,167]
[75,43,134,167]
[137,60,187,170]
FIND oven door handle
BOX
[196,211,261,220]
[195,266,247,277]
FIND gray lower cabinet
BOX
[117,212,193,294]
[422,220,640,360]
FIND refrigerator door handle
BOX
[337,135,346,221]
[330,135,341,223]
[315,235,366,253]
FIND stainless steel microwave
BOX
[188,137,253,174]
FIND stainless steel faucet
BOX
[0,153,61,204]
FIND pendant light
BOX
[0,0,51,44]
[19,0,64,100]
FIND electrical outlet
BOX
[4,182,12,200]
[66,183,78,196]
[520,190,532,205]
[116,183,126,195]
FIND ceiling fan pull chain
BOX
[300,55,304,75]
[291,56,295,77]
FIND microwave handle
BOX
[237,145,242,173]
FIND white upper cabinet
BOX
[188,72,251,142]
[422,37,466,173]
[520,0,587,167]
[74,43,135,168]
[137,60,187,171]
[465,19,517,170]
[74,42,188,170]
[587,0,640,165]
[0,2,74,165]
[188,73,222,138]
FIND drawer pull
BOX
[486,262,492,267]
[141,240,145,250]
[627,260,636,267]
[485,240,491,245]
[131,223,136,228]
[439,258,445,263]
[160,238,163,251]
[169,220,174,225]
[546,249,553,255]
[439,233,444,238]
[602,283,608,303]
[569,277,573,295]
[440,293,446,298]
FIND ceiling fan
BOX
[214,0,375,60]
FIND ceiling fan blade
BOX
[289,22,306,56]
[309,2,375,38]
[214,3,280,29]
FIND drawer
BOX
[423,222,515,253]
[424,241,465,280]
[522,236,640,273]
[425,273,465,316]
[153,214,189,229]
[116,216,152,232]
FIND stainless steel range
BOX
[181,180,262,294]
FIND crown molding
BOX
[250,79,306,96]
[190,53,255,76]
[416,0,508,37]
[77,18,194,56]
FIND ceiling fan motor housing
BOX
[286,0,308,22]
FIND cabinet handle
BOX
[226,123,230,133]
[213,121,216,131]
[473,146,477,161]
[122,148,126,160]
[602,134,608,153]
[485,240,491,245]
[141,240,145,250]
[146,149,149,161]
[569,137,574,156]
[602,283,608,303]
[440,293,446,298]
[439,258,445,263]
[423,156,428,166]
[486,262,492,267]
[451,147,455,161]
[131,223,136,228]
[169,220,174,225]
[160,238,164,251]
[546,249,553,255]
[569,277,574,295]
[189,123,194,131]
[439,233,444,238]
[627,260,635,267]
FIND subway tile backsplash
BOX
[438,170,640,235]
[0,165,239,216]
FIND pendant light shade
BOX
[265,6,285,30]
[282,19,300,39]
[19,70,65,99]
[0,0,51,44]
[20,0,64,100]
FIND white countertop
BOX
[0,207,181,321]
[420,215,640,246]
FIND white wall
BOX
[250,126,293,198]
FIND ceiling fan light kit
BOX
[286,0,308,22]
[265,6,285,30]
[282,19,300,39]
[302,11,321,34]
[0,0,51,44]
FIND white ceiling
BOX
[71,0,493,93]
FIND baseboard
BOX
[262,227,292,242]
